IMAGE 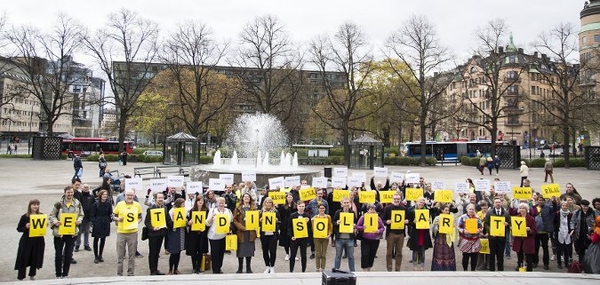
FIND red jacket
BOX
[512,215,537,254]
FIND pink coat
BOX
[512,215,537,254]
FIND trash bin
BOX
[324,167,332,178]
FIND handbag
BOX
[225,234,238,251]
[141,226,149,241]
[202,254,211,271]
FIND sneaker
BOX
[551,255,556,261]
[94,258,100,264]
[270,267,275,273]
[99,256,105,262]
[285,254,290,261]
[295,257,299,261]
[264,267,271,273]
[310,253,316,259]
[84,246,92,251]
[135,252,144,258]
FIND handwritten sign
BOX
[435,190,453,203]
[208,178,225,191]
[512,187,533,200]
[186,181,203,193]
[541,183,561,198]
[218,174,234,186]
[268,191,286,204]
[268,176,285,190]
[405,173,420,184]
[373,167,388,178]
[167,176,184,188]
[125,177,143,192]
[494,181,511,193]
[300,187,316,202]
[241,171,256,182]
[333,167,348,178]
[347,176,362,188]
[285,176,301,188]
[150,179,167,193]
[351,172,366,182]
[379,191,395,203]
[333,189,350,202]
[474,179,490,192]
[431,181,446,190]
[312,177,328,189]
[390,172,404,183]
[406,188,423,201]
[454,182,470,194]
[331,177,346,188]
[359,191,376,204]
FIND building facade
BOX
[580,0,600,145]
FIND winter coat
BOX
[49,196,84,237]
[406,206,433,251]
[512,214,537,254]
[233,204,258,243]
[14,214,45,271]
[571,208,597,241]
[144,204,169,237]
[91,200,112,238]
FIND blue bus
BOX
[405,141,493,160]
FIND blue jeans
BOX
[334,238,355,272]
[75,219,91,248]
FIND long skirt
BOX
[431,233,456,271]
[236,231,255,258]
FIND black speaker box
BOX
[322,270,357,285]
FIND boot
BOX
[246,257,253,273]
[237,258,243,273]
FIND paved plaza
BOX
[0,158,599,284]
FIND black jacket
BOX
[145,204,170,237]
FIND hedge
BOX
[460,156,586,168]
[384,156,437,166]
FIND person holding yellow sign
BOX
[278,194,297,261]
[167,198,187,274]
[144,192,168,276]
[333,197,357,272]
[287,202,311,272]
[186,195,209,274]
[512,203,537,271]
[15,199,45,281]
[49,186,83,279]
[112,189,143,277]
[206,197,233,274]
[259,197,280,273]
[356,204,384,271]
[311,203,333,272]
[457,204,482,271]
[431,204,457,271]
[484,198,511,271]
[233,193,259,273]
[406,197,433,271]
[383,193,407,272]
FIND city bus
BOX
[61,137,133,157]
[405,140,494,160]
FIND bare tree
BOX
[309,22,379,166]
[83,9,159,151]
[234,15,307,138]
[160,20,231,137]
[5,14,84,135]
[385,15,453,165]
[533,22,591,167]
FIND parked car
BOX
[143,150,163,156]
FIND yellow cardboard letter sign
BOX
[490,216,506,237]
[541,184,561,198]
[215,214,230,234]
[438,214,454,234]
[406,188,423,201]
[313,217,328,238]
[292,218,308,238]
[29,214,48,237]
[121,207,139,231]
[173,207,187,228]
[390,210,405,230]
[479,238,490,254]
[268,191,286,205]
[415,209,429,229]
[435,190,453,203]
[359,191,376,204]
[59,213,77,236]
[245,210,259,231]
[333,189,349,202]
[363,213,378,233]
[261,212,276,232]
[300,187,316,201]
[226,234,238,251]
[150,208,167,228]
[339,212,355,233]
[512,187,533,200]
[465,218,478,234]
[379,191,395,204]
[511,216,527,237]
[190,211,206,231]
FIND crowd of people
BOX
[13,172,600,280]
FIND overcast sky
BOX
[1,0,584,68]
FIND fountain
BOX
[192,113,319,188]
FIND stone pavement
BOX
[0,158,599,283]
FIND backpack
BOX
[568,260,583,273]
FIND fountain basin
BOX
[190,165,320,190]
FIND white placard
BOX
[431,181,446,190]
[187,181,203,193]
[494,181,512,193]
[405,173,420,184]
[390,172,405,183]
[474,179,491,192]
[219,174,234,186]
[125,177,143,192]
[351,172,367,182]
[373,167,388,178]
[454,182,470,194]
[312,177,328,189]
[331,177,347,188]
[285,176,301,187]
[150,179,167,193]
[208,178,225,191]
[241,171,256,182]
[333,167,348,178]
[167,176,185,188]
[347,176,362,188]
[268,176,285,190]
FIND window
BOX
[594,34,600,42]
[507,71,517,79]
[582,36,587,44]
